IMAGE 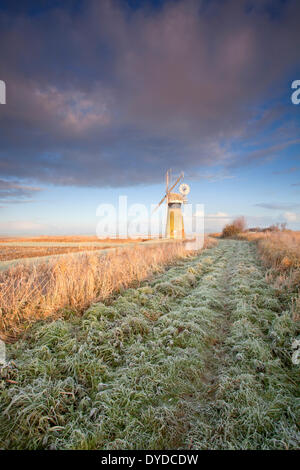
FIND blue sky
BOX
[0,0,300,235]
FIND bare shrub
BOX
[221,217,246,238]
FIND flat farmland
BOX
[0,236,150,244]
[0,237,155,269]
[0,244,115,262]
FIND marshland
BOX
[0,230,299,449]
[1,0,300,453]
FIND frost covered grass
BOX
[0,239,298,450]
[186,241,300,450]
[0,244,222,449]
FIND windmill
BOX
[153,169,190,239]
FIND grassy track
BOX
[0,240,299,449]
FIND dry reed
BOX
[0,238,216,341]
[238,231,300,273]
[238,231,300,321]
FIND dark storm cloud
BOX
[0,0,300,195]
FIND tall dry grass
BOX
[239,231,300,320]
[239,231,300,272]
[0,238,216,341]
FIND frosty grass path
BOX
[0,240,299,450]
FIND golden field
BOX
[0,236,150,243]
[0,245,112,262]
[0,237,152,262]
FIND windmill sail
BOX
[152,171,184,213]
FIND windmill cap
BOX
[168,192,184,203]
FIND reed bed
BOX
[238,231,300,276]
[238,231,300,320]
[0,238,216,341]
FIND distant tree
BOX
[262,224,280,233]
[280,222,287,231]
[221,216,246,238]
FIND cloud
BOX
[203,212,232,232]
[273,166,299,175]
[0,179,42,204]
[254,202,300,210]
[227,140,300,169]
[0,0,300,190]
[186,170,235,182]
[282,211,300,223]
[191,210,232,232]
[0,220,50,235]
[205,212,231,219]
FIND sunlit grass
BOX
[238,231,300,320]
[0,240,298,450]
[0,238,217,341]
